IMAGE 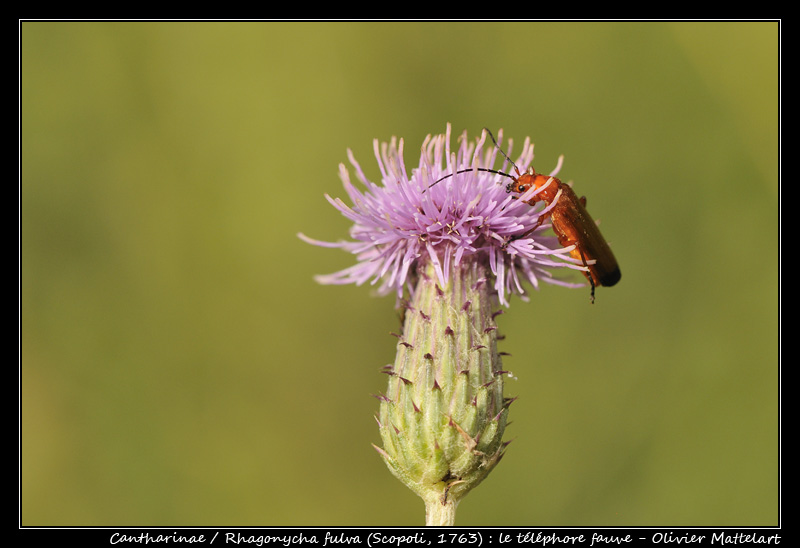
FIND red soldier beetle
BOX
[427,128,620,302]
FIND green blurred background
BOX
[20,21,779,526]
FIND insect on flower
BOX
[429,128,621,303]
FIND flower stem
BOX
[425,496,459,526]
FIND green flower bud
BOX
[374,259,512,526]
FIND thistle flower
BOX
[299,125,582,525]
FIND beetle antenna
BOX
[483,127,520,174]
[423,167,515,193]
[423,128,523,193]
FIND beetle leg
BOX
[513,212,547,241]
[573,244,596,303]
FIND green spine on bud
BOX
[375,259,511,525]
